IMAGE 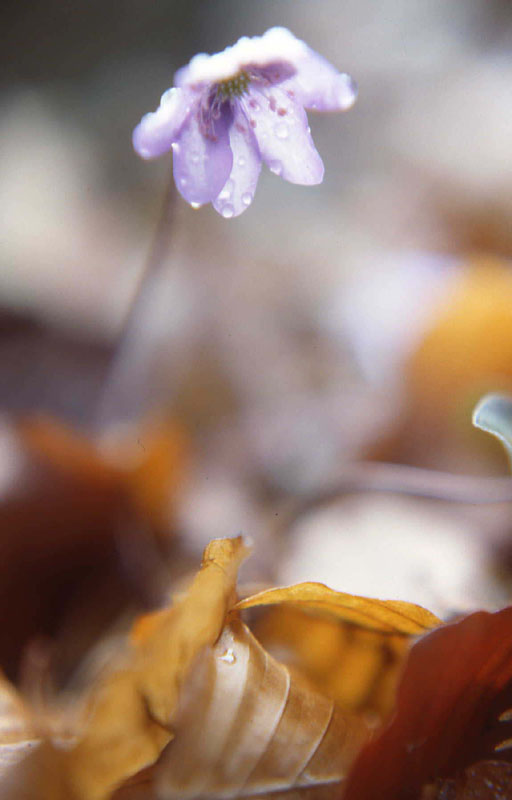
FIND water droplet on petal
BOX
[218,188,231,201]
[238,156,246,167]
[219,647,236,663]
[221,204,235,219]
[269,160,283,176]
[190,202,202,209]
[337,74,358,110]
[275,122,289,139]
[241,192,253,207]
[172,142,180,154]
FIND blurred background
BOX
[3,0,512,681]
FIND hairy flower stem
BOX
[94,171,177,431]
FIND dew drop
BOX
[337,74,358,110]
[238,156,246,167]
[218,188,231,201]
[171,142,180,154]
[269,160,283,176]
[219,647,236,663]
[275,122,289,140]
[190,202,202,209]
[221,204,235,219]
[241,192,253,206]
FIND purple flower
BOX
[133,27,357,218]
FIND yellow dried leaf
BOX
[251,606,407,719]
[237,583,441,723]
[61,536,249,800]
[236,582,441,635]
[0,672,37,781]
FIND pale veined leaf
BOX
[154,618,370,799]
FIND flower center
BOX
[216,71,250,99]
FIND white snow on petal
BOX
[284,50,358,112]
[175,27,309,88]
[132,87,193,159]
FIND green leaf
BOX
[472,393,512,466]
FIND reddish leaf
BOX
[344,606,512,800]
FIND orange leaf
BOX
[236,583,441,635]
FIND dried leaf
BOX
[154,618,369,799]
[421,761,512,799]
[59,537,249,800]
[344,605,512,800]
[236,583,441,635]
[237,584,440,726]
[250,606,409,719]
[0,672,37,780]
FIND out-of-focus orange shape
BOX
[0,414,189,682]
[407,259,512,425]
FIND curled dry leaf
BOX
[154,618,369,799]
[0,671,37,780]
[251,606,410,720]
[236,582,441,634]
[0,541,444,800]
[62,537,250,800]
[343,605,512,800]
[1,537,248,800]
[237,584,440,723]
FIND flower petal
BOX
[213,104,262,218]
[283,50,357,112]
[133,87,193,159]
[172,105,233,205]
[240,87,324,185]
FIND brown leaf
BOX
[0,414,188,681]
[344,605,512,800]
[421,761,512,799]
